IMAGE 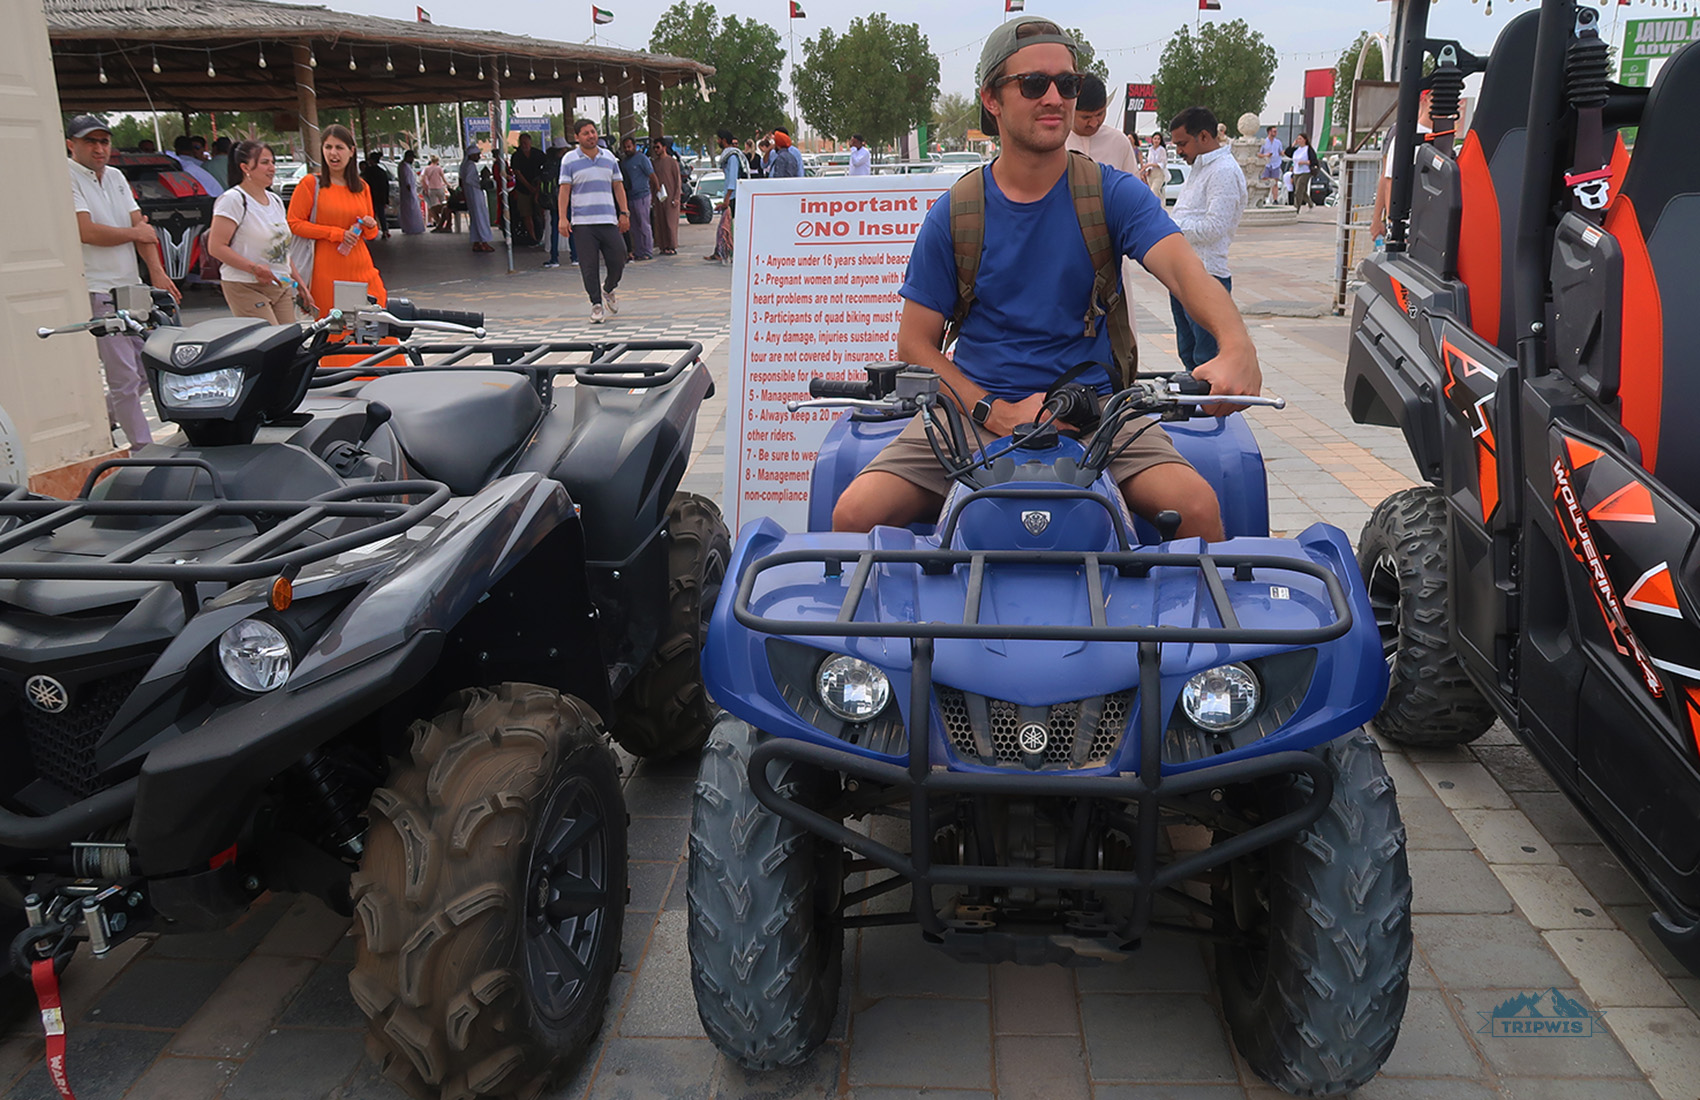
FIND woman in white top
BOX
[206,141,313,323]
[1143,132,1169,199]
[1290,133,1315,210]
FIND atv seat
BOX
[1452,12,1539,352]
[358,371,543,496]
[1596,38,1700,504]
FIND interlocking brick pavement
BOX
[19,211,1700,1099]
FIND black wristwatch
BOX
[970,397,994,426]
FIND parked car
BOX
[1164,161,1191,206]
[272,160,311,205]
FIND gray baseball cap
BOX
[66,113,112,139]
[977,19,1078,135]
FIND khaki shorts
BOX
[861,412,1191,499]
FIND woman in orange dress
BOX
[287,123,386,316]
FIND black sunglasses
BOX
[993,71,1084,100]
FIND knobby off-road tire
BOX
[1358,486,1496,746]
[610,493,731,760]
[1216,731,1413,1098]
[350,684,626,1100]
[687,714,843,1069]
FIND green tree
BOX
[795,14,940,147]
[650,1,786,154]
[1062,27,1111,84]
[1152,19,1277,127]
[932,92,976,148]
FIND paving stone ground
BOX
[15,212,1700,1099]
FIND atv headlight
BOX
[218,619,293,693]
[1180,663,1260,732]
[816,655,891,722]
[160,368,243,409]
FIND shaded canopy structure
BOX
[45,0,713,155]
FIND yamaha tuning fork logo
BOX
[24,675,69,714]
[1017,722,1049,755]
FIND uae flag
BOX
[593,5,615,24]
[416,5,431,21]
[1199,0,1220,8]
[1005,0,1024,10]
[790,0,806,16]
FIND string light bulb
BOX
[477,58,484,80]
[258,44,267,69]
[151,47,160,74]
[552,63,559,79]
[622,66,628,79]
[97,53,108,84]
[206,50,216,77]
[349,45,357,70]
[529,61,536,81]
[448,51,456,75]
[385,49,394,72]
[308,46,317,68]
[503,58,511,77]
[418,49,426,73]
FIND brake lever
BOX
[354,310,487,338]
[786,397,915,413]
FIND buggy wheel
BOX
[610,493,730,760]
[1216,731,1412,1097]
[1358,486,1497,745]
[349,684,625,1100]
[687,714,842,1069]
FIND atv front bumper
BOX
[747,636,1335,961]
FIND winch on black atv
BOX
[686,361,1413,1097]
[2,282,728,1098]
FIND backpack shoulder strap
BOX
[942,164,987,349]
[1067,150,1137,387]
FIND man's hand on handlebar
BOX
[981,393,1079,435]
[1191,338,1263,418]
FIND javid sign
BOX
[725,175,955,533]
[1621,18,1699,87]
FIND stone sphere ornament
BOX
[1237,112,1261,139]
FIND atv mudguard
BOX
[805,410,1271,539]
[124,472,604,873]
[515,360,714,689]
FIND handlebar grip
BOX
[405,307,486,329]
[809,378,873,400]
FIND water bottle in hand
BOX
[337,219,365,256]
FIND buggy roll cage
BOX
[309,338,708,405]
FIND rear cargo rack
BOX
[734,546,1353,645]
[0,471,447,591]
[312,338,705,403]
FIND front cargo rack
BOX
[312,338,706,404]
[0,457,447,602]
[732,542,1356,951]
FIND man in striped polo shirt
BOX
[559,118,631,323]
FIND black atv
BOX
[1345,0,1700,970]
[3,285,728,1097]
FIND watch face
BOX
[973,399,992,424]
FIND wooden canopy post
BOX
[491,74,513,273]
[617,90,635,144]
[292,43,321,168]
[358,102,370,154]
[645,72,663,143]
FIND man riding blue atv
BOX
[683,18,1413,1099]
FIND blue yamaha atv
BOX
[687,365,1412,1096]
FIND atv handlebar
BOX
[353,309,486,338]
[36,314,146,339]
[809,378,876,400]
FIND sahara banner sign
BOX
[725,175,954,533]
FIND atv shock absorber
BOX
[292,750,368,858]
[1427,46,1465,156]
[1564,7,1613,220]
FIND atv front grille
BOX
[12,669,146,798]
[937,686,1132,769]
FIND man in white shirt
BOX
[846,134,871,176]
[1065,74,1142,337]
[1167,106,1247,371]
[67,114,180,448]
[1063,74,1139,174]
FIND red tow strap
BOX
[31,959,75,1099]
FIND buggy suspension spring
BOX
[1565,36,1611,111]
[294,750,368,858]
[1428,63,1465,127]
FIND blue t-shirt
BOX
[900,162,1179,399]
[622,150,654,197]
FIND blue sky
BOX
[317,0,1689,123]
